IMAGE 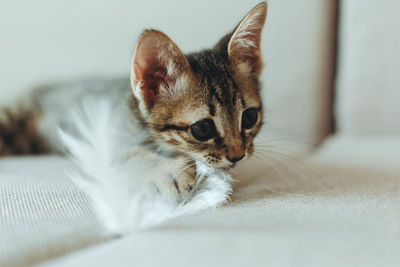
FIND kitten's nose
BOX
[226,154,245,163]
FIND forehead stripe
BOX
[240,96,246,108]
[208,103,215,116]
[210,86,224,105]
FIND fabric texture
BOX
[0,157,107,267]
[2,136,400,266]
[42,142,400,267]
[336,0,400,135]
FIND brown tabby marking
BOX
[0,106,48,157]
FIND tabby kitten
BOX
[0,3,267,197]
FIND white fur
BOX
[228,5,265,54]
[59,96,232,234]
[159,74,189,102]
[166,59,175,77]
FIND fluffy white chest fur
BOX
[59,96,233,234]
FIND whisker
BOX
[254,146,328,193]
[253,150,303,190]
[257,148,316,178]
[255,149,309,182]
[175,161,197,177]
[253,151,297,184]
[251,152,309,197]
[254,147,330,192]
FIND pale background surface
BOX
[0,0,336,147]
[336,0,400,135]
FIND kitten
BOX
[0,3,267,199]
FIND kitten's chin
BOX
[195,161,226,174]
[219,162,236,170]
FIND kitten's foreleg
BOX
[127,149,199,202]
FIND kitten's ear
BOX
[227,2,267,78]
[131,30,190,111]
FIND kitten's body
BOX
[34,78,134,153]
[0,78,126,154]
[0,3,268,199]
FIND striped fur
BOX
[0,104,48,157]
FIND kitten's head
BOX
[131,3,267,169]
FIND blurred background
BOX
[3,1,400,266]
[0,0,336,150]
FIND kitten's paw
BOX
[168,160,198,202]
[129,150,200,203]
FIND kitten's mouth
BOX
[198,153,249,170]
[212,161,239,170]
[224,154,250,169]
[223,164,235,171]
[224,162,237,169]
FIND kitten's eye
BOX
[242,108,258,129]
[191,119,217,141]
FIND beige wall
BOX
[0,0,336,147]
[336,0,400,136]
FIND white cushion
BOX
[0,157,105,267]
[312,135,400,171]
[259,0,336,146]
[2,148,400,266]
[336,0,400,135]
[42,152,400,267]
